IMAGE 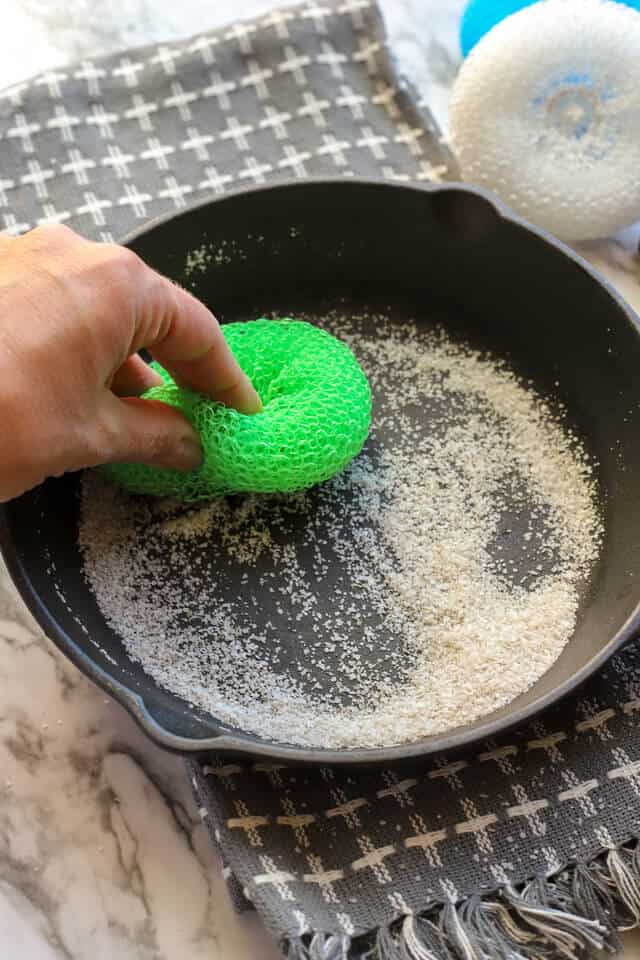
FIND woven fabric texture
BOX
[0,0,448,240]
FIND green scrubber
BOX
[100,318,372,501]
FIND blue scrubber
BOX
[460,0,640,56]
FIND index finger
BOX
[141,273,261,414]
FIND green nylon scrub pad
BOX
[100,318,372,501]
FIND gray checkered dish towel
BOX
[3,2,640,958]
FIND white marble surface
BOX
[0,2,639,959]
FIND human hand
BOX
[0,224,261,502]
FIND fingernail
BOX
[145,368,165,390]
[174,433,203,471]
[238,378,263,415]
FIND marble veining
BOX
[0,561,280,959]
[0,1,639,958]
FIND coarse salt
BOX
[77,314,602,749]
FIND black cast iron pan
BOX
[1,179,640,765]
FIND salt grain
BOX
[77,315,602,749]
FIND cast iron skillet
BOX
[1,180,640,765]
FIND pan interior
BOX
[76,302,602,749]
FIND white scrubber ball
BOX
[449,0,640,241]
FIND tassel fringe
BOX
[282,840,640,959]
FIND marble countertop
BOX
[1,2,639,958]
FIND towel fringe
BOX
[284,933,352,959]
[282,839,640,959]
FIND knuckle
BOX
[143,429,174,463]
[89,402,181,469]
[101,244,143,282]
[96,245,148,315]
[87,417,121,466]
[27,223,76,247]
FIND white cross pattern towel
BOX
[0,0,450,242]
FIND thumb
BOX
[100,395,203,471]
